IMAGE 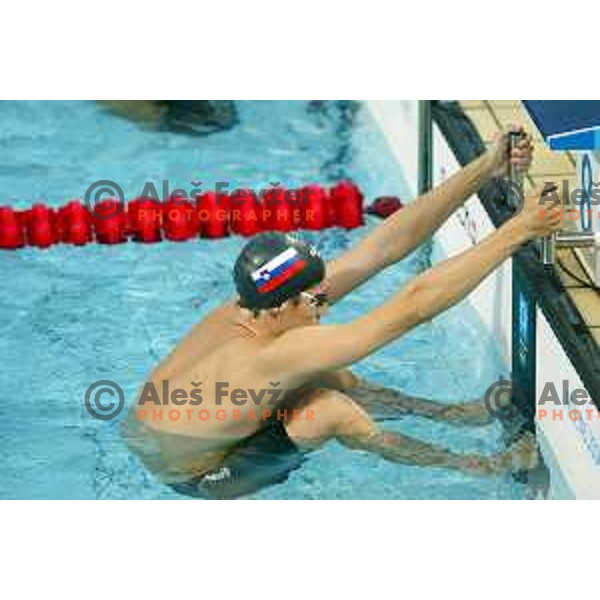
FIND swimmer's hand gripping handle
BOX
[508,130,554,266]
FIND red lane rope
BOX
[0,182,402,250]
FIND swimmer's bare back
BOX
[126,299,321,476]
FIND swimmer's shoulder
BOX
[194,298,239,328]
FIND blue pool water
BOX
[0,101,525,499]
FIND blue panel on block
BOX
[523,101,600,150]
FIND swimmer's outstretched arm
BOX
[257,186,561,389]
[323,128,533,303]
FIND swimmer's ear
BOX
[238,305,260,319]
[269,301,293,321]
[270,303,286,318]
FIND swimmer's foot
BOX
[503,432,540,473]
[463,432,539,476]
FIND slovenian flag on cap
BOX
[252,248,307,294]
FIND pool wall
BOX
[366,100,600,499]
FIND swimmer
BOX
[123,127,561,499]
[98,100,238,135]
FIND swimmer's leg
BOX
[285,389,537,477]
[345,377,494,426]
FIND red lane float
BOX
[197,192,228,239]
[330,181,364,229]
[23,204,59,248]
[0,182,403,250]
[128,198,162,243]
[299,185,329,230]
[0,207,25,249]
[365,196,403,219]
[230,189,261,237]
[93,199,128,244]
[58,201,93,245]
[162,197,197,241]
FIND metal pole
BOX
[418,100,433,195]
[509,132,537,433]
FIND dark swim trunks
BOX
[168,419,305,500]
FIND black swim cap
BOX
[233,232,325,310]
